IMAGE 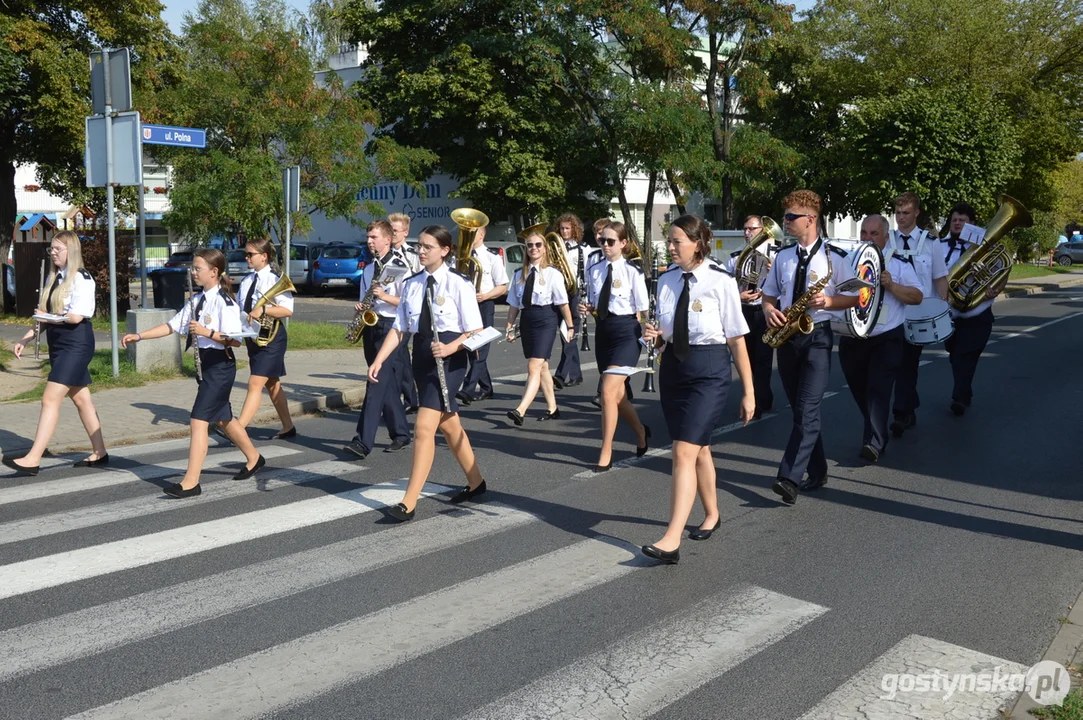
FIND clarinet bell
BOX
[642,367,656,393]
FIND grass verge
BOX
[1029,665,1083,719]
[0,344,12,371]
[285,320,356,349]
[6,349,200,403]
[1010,265,1081,280]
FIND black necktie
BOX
[522,267,536,308]
[419,275,436,339]
[901,234,912,250]
[45,273,61,310]
[244,277,258,313]
[792,242,819,304]
[596,264,613,322]
[673,272,692,362]
[186,295,206,350]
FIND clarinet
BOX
[642,268,659,393]
[186,269,203,382]
[578,245,591,351]
[34,259,45,359]
[428,285,450,411]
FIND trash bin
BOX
[149,268,189,310]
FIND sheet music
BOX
[602,366,648,376]
[462,326,503,351]
[961,223,986,245]
[32,313,67,323]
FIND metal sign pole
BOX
[138,180,147,309]
[104,56,120,378]
[282,167,292,331]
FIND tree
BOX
[0,0,171,309]
[153,0,424,244]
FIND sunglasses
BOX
[784,213,815,222]
[526,242,544,249]
[601,237,621,247]
[244,251,264,258]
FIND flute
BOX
[186,268,203,382]
[428,286,450,411]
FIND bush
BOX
[80,230,132,317]
[1011,210,1060,263]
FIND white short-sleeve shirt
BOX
[870,256,923,335]
[168,285,243,350]
[585,257,648,315]
[762,239,858,324]
[656,261,748,344]
[507,265,570,308]
[887,228,948,299]
[46,267,96,317]
[237,265,295,332]
[394,263,483,334]
[360,251,411,319]
[473,244,510,294]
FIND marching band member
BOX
[640,214,754,564]
[233,237,296,438]
[366,225,487,521]
[456,224,509,404]
[727,215,776,418]
[580,222,650,471]
[587,217,610,408]
[504,231,575,425]
[888,192,948,437]
[762,190,859,504]
[941,202,996,416]
[838,216,923,463]
[553,213,586,389]
[389,212,420,414]
[5,231,108,475]
[122,249,264,498]
[346,221,412,459]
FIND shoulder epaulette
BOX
[709,264,733,276]
[629,258,644,273]
[660,264,681,275]
[78,268,93,280]
[405,269,425,281]
[223,295,235,306]
[487,246,501,256]
[828,245,848,258]
[390,256,409,268]
[729,250,741,258]
[451,268,472,282]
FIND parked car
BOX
[1054,242,1083,266]
[226,249,249,279]
[311,242,372,293]
[163,250,194,269]
[287,241,326,291]
[484,240,525,299]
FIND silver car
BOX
[1054,241,1083,266]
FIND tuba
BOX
[545,231,578,296]
[250,273,298,347]
[451,208,489,292]
[947,194,1032,313]
[736,217,784,293]
[762,250,833,349]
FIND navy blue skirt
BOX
[46,321,95,387]
[245,325,287,378]
[659,344,731,446]
[192,348,236,423]
[520,305,559,360]
[595,315,641,369]
[412,331,469,413]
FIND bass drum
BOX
[830,241,885,339]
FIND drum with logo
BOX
[830,241,885,339]
[903,298,955,345]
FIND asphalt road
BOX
[1,288,1081,719]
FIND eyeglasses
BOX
[743,226,761,233]
[526,242,544,249]
[601,238,621,247]
[784,213,815,222]
[47,247,65,255]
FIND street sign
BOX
[141,124,207,149]
[90,49,132,114]
[284,165,300,212]
[85,112,143,187]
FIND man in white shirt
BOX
[388,212,419,412]
[838,215,923,463]
[888,192,949,438]
[727,214,776,418]
[457,225,509,403]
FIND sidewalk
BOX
[0,349,366,455]
[1001,268,1083,299]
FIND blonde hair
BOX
[41,231,86,314]
[519,232,550,285]
[388,213,410,227]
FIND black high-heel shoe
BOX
[387,503,415,522]
[2,456,39,476]
[74,453,110,468]
[506,409,524,427]
[536,409,560,421]
[688,518,721,541]
[449,480,487,504]
[636,425,651,457]
[642,544,679,564]
[594,461,613,473]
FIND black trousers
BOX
[355,318,410,450]
[945,308,994,404]
[741,304,774,412]
[892,342,924,416]
[555,291,583,383]
[399,329,418,408]
[461,299,496,395]
[775,324,832,483]
[839,326,905,453]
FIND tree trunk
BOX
[705,32,726,165]
[643,169,657,259]
[665,168,685,215]
[617,174,639,242]
[721,67,734,229]
[0,160,15,313]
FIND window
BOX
[321,246,362,260]
[506,246,523,265]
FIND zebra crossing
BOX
[0,442,1036,719]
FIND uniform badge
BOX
[435,295,446,306]
[692,299,703,312]
[808,271,819,283]
[203,313,212,325]
[612,279,622,289]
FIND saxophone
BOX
[345,262,387,344]
[763,249,833,349]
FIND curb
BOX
[1010,585,1083,718]
[1000,275,1083,301]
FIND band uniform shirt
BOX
[48,267,96,316]
[656,261,748,345]
[237,265,295,333]
[886,228,947,299]
[586,257,648,316]
[762,240,858,324]
[474,244,510,295]
[394,263,483,335]
[725,245,778,307]
[869,256,922,336]
[941,236,993,319]
[507,265,570,308]
[168,285,242,350]
[586,247,605,270]
[392,243,421,273]
[360,251,410,319]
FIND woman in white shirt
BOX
[504,232,575,426]
[5,231,109,475]
[580,222,650,471]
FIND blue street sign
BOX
[141,124,206,148]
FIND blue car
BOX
[310,242,372,294]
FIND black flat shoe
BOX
[455,390,473,406]
[232,454,266,481]
[276,427,297,439]
[636,425,651,457]
[506,409,524,427]
[536,409,560,421]
[470,390,494,402]
[449,480,487,504]
[642,544,679,564]
[688,518,721,541]
[2,456,39,476]
[74,453,110,468]
[552,376,565,390]
[164,482,202,499]
[387,503,415,522]
[594,461,613,472]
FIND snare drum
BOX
[903,298,955,345]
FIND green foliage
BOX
[1052,161,1083,228]
[1011,209,1061,262]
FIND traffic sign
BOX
[85,112,143,188]
[90,49,132,114]
[141,124,207,149]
